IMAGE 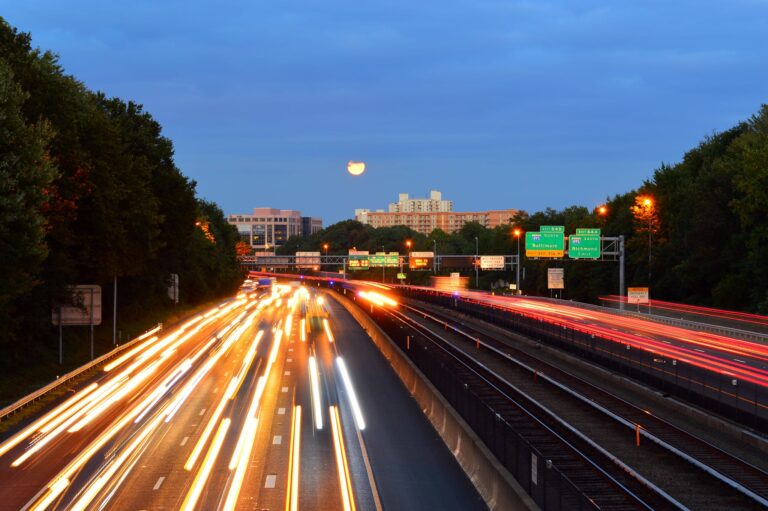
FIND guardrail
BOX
[535,297,768,344]
[0,324,162,422]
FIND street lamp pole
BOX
[515,230,521,294]
[433,240,437,274]
[474,236,479,289]
[381,245,385,283]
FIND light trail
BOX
[309,356,323,430]
[330,406,356,511]
[223,417,259,511]
[337,357,365,430]
[285,405,302,511]
[323,318,335,343]
[181,418,231,511]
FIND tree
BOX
[0,58,57,354]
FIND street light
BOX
[474,236,479,289]
[513,228,522,294]
[639,196,654,285]
[597,205,608,216]
[323,243,328,269]
[404,240,412,283]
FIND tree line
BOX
[0,18,242,367]
[280,105,768,313]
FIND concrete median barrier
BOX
[327,291,539,511]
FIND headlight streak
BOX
[284,405,302,511]
[181,418,231,511]
[222,417,258,511]
[358,291,397,307]
[330,406,356,511]
[300,318,306,342]
[68,413,165,511]
[323,318,335,343]
[184,377,238,471]
[21,298,255,510]
[309,356,323,430]
[0,382,98,458]
[336,358,365,430]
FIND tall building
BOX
[355,191,516,234]
[227,208,322,253]
[355,209,517,234]
[388,190,453,213]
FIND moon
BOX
[347,161,365,176]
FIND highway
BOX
[407,287,768,387]
[0,284,484,510]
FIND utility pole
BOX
[516,235,521,294]
[113,275,117,345]
[433,240,437,274]
[474,236,479,289]
[381,245,385,283]
[619,235,625,311]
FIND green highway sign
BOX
[348,254,370,270]
[526,230,565,258]
[576,228,601,236]
[396,272,406,280]
[568,234,601,259]
[369,252,400,267]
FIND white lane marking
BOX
[693,348,706,353]
[180,436,189,446]
[213,387,218,393]
[287,358,293,362]
[191,423,197,427]
[278,408,286,415]
[281,386,289,393]
[153,476,165,490]
[733,358,746,363]
[199,408,206,416]
[284,371,291,375]
[265,474,277,488]
[273,435,282,445]
[288,348,294,352]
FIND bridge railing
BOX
[0,324,162,423]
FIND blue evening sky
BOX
[2,1,766,223]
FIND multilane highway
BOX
[407,287,768,388]
[0,284,484,510]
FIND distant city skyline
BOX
[2,2,766,223]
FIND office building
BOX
[355,191,516,234]
[227,208,322,253]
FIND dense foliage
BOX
[281,106,768,312]
[0,19,241,366]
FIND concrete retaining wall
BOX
[327,290,539,511]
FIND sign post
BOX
[547,268,565,293]
[52,285,103,364]
[627,287,649,313]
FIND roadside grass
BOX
[0,297,229,435]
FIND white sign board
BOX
[547,268,564,289]
[296,251,321,268]
[348,249,369,255]
[480,255,505,270]
[627,287,649,304]
[168,273,179,304]
[52,285,102,326]
[410,251,434,258]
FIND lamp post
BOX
[323,243,328,269]
[643,197,653,285]
[474,236,479,289]
[513,229,521,294]
[405,240,412,283]
[381,245,386,283]
[433,239,437,274]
